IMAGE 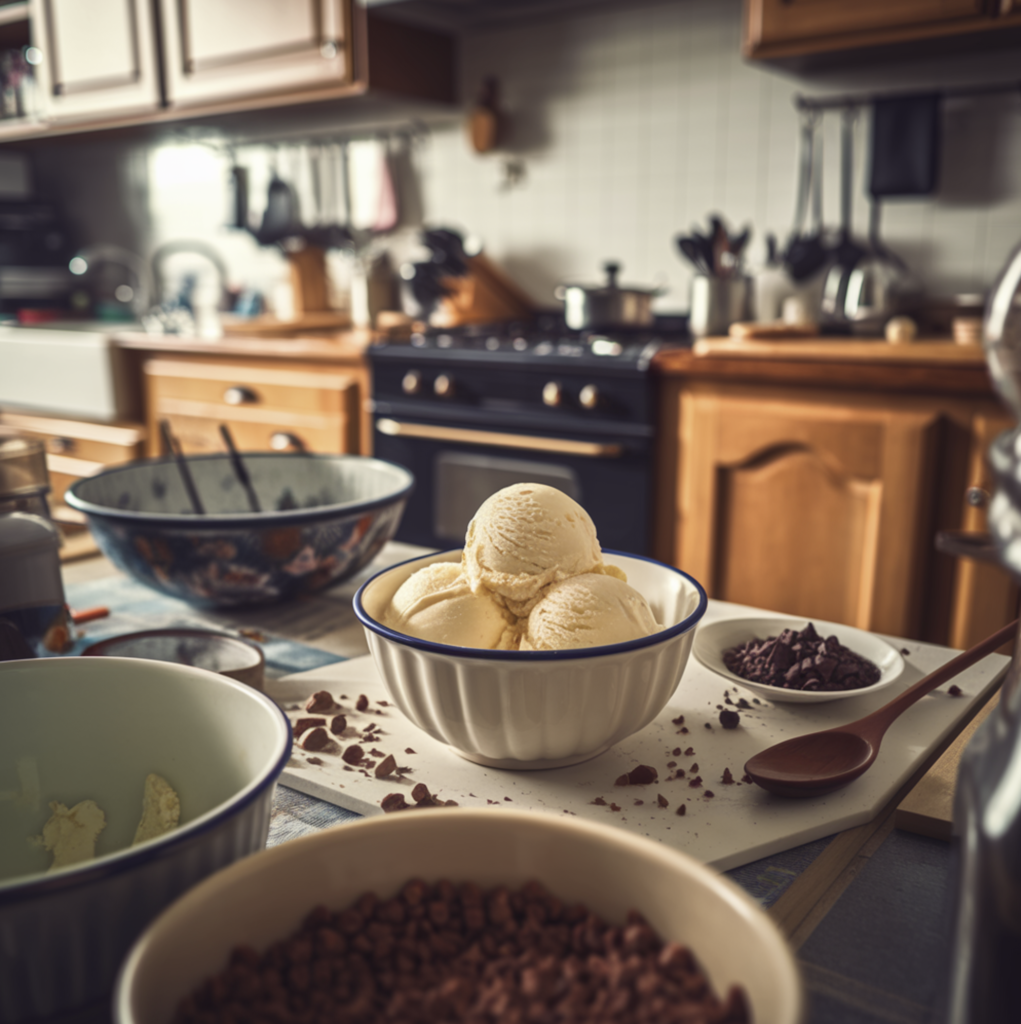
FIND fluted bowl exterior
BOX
[354,550,707,769]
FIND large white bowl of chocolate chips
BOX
[0,656,292,1024]
[693,616,906,704]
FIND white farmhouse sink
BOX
[0,321,138,422]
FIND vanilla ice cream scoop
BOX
[520,573,661,651]
[385,561,517,649]
[463,483,621,615]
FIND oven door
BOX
[373,416,653,555]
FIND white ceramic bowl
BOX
[353,549,708,769]
[693,615,906,704]
[115,809,804,1024]
[0,656,292,1023]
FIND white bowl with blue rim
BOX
[65,453,414,608]
[354,550,708,769]
[0,655,292,1023]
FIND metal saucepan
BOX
[555,262,663,330]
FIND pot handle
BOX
[603,262,620,287]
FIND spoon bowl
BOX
[745,730,876,798]
[743,618,1017,798]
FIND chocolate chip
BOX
[306,757,324,766]
[380,792,407,812]
[615,774,630,787]
[689,776,703,788]
[704,790,715,798]
[341,744,364,765]
[627,765,658,785]
[719,709,741,729]
[293,716,325,738]
[676,804,686,816]
[722,768,735,784]
[684,747,694,757]
[657,794,668,808]
[412,783,432,804]
[948,684,963,697]
[304,690,336,713]
[299,727,331,751]
[591,796,607,806]
[405,747,416,754]
[329,714,347,735]
[374,754,397,778]
[356,694,369,711]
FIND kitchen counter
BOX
[58,546,1006,1024]
[653,336,997,396]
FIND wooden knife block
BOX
[432,253,535,327]
[288,246,331,318]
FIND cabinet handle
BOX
[224,386,259,406]
[966,487,990,508]
[47,436,75,454]
[270,432,306,452]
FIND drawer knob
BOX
[542,381,563,407]
[402,370,423,395]
[579,384,600,410]
[224,386,258,406]
[434,374,455,398]
[270,432,305,452]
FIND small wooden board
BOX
[894,691,1000,841]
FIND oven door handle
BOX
[375,419,624,458]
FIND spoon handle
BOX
[854,618,1018,744]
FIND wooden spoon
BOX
[744,618,1018,798]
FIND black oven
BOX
[368,321,681,556]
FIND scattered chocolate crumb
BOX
[610,803,621,812]
[405,747,416,754]
[380,792,407,812]
[671,714,685,725]
[306,757,324,766]
[948,684,963,697]
[356,694,369,711]
[689,776,703,788]
[736,698,752,710]
[374,754,397,778]
[342,765,354,772]
[666,761,677,769]
[752,698,761,705]
[689,763,699,773]
[676,805,687,816]
[299,727,331,752]
[722,768,735,785]
[672,747,682,756]
[657,794,669,808]
[901,647,910,656]
[741,773,753,784]
[704,790,715,798]
[341,744,364,765]
[704,722,713,730]
[719,709,741,729]
[503,797,512,802]
[680,727,689,734]
[328,713,347,735]
[674,768,686,778]
[715,704,723,710]
[591,796,607,806]
[411,783,432,804]
[615,774,630,787]
[377,699,391,706]
[724,696,734,705]
[293,716,325,738]
[626,765,658,785]
[487,799,496,805]
[684,747,695,757]
[370,747,387,758]
[304,690,336,713]
[634,799,644,806]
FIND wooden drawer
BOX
[144,357,359,456]
[0,411,145,464]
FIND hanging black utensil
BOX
[219,424,261,513]
[255,173,301,246]
[159,420,205,516]
[821,107,868,327]
[783,111,828,282]
[869,92,941,198]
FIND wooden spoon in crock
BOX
[744,618,1018,798]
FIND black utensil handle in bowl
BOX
[159,420,205,516]
[219,424,261,513]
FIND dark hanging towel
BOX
[869,92,942,197]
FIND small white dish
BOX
[692,616,906,704]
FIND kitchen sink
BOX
[0,321,139,423]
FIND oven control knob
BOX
[579,384,600,410]
[542,381,563,407]
[402,370,423,395]
[434,373,455,398]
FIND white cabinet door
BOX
[160,0,353,110]
[30,0,162,121]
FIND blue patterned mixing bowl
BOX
[66,453,414,607]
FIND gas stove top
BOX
[391,315,689,371]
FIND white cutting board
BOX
[269,601,1008,872]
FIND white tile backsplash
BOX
[28,0,1021,317]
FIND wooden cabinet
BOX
[0,409,145,526]
[159,0,352,110]
[29,0,161,121]
[655,348,1019,648]
[744,0,1021,60]
[143,355,367,458]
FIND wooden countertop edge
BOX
[112,330,377,363]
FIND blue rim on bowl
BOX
[354,548,709,660]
